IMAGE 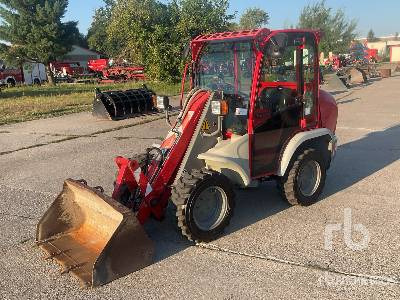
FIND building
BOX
[62,45,101,72]
[390,45,400,62]
[358,35,400,57]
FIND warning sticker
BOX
[201,120,210,132]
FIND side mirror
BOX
[294,37,305,47]
[269,37,283,59]
[268,44,282,59]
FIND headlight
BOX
[157,96,165,109]
[156,96,170,110]
[211,100,228,115]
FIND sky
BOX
[64,0,400,38]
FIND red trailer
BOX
[366,48,379,61]
[88,59,146,82]
[50,61,85,77]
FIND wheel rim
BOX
[193,186,228,231]
[297,160,321,197]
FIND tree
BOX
[106,0,175,80]
[367,29,377,42]
[174,0,235,44]
[105,0,235,82]
[395,32,399,41]
[87,0,115,54]
[298,0,358,55]
[239,8,269,30]
[0,0,81,85]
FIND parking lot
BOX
[1,75,400,299]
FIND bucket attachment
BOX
[36,179,154,287]
[92,87,156,120]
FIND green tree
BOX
[106,0,175,80]
[298,0,358,54]
[87,0,115,54]
[239,8,269,30]
[174,0,234,41]
[395,32,399,41]
[367,29,377,42]
[0,0,81,85]
[106,0,235,82]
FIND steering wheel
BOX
[207,76,234,93]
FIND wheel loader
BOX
[36,28,338,287]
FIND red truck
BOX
[0,62,47,86]
[0,66,23,86]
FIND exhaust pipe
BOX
[36,179,154,287]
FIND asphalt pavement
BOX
[1,76,400,299]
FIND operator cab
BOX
[191,30,319,143]
[190,29,321,180]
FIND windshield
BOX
[195,41,255,100]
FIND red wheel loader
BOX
[36,29,338,287]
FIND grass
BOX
[0,81,182,125]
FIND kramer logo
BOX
[324,208,370,251]
[201,119,210,132]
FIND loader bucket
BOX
[36,179,154,287]
[92,87,156,120]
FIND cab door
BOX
[251,32,318,177]
[301,34,319,128]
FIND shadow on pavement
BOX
[323,124,400,198]
[147,181,291,263]
[147,124,400,263]
[328,90,348,96]
[337,97,361,105]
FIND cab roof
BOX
[192,28,270,44]
[192,28,320,44]
[191,28,320,60]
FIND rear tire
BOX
[278,148,327,206]
[172,169,235,242]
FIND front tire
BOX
[172,169,235,242]
[279,148,327,206]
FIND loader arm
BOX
[112,89,216,223]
